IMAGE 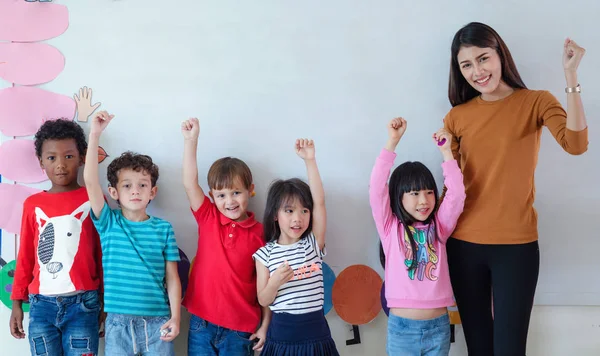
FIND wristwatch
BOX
[565,84,581,93]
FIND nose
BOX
[473,62,485,77]
[418,193,428,204]
[292,212,302,222]
[55,156,66,168]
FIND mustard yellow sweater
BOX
[444,89,588,244]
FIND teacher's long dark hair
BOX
[448,22,527,107]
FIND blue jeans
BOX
[188,314,254,356]
[387,313,451,356]
[27,290,100,356]
[105,313,174,356]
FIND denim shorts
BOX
[387,313,450,356]
[105,313,174,356]
[28,290,100,356]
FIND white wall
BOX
[1,0,599,355]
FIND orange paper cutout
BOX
[332,264,382,325]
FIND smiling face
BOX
[39,138,83,192]
[401,189,436,222]
[210,178,253,222]
[457,45,513,101]
[276,197,311,243]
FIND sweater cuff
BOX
[379,148,397,162]
[565,127,589,155]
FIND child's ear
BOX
[249,183,255,197]
[108,186,119,200]
[150,186,158,200]
[208,190,214,200]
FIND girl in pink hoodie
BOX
[369,117,466,355]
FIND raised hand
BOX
[295,138,315,160]
[433,128,454,161]
[388,117,407,142]
[90,110,114,136]
[563,38,585,72]
[181,118,200,141]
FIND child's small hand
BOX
[433,128,454,161]
[250,325,267,351]
[159,318,180,342]
[181,118,200,140]
[90,110,114,136]
[388,117,407,142]
[295,138,315,160]
[271,261,294,287]
[98,310,106,337]
[9,306,25,339]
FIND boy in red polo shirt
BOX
[180,118,270,355]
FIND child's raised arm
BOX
[369,118,407,240]
[432,127,465,240]
[84,110,114,218]
[181,118,205,211]
[295,139,326,251]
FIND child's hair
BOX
[380,161,440,271]
[207,157,253,191]
[107,151,159,188]
[34,118,87,158]
[263,178,313,243]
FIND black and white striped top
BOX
[253,233,325,314]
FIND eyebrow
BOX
[459,52,488,65]
[44,149,77,154]
[121,178,150,183]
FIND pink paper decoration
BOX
[0,2,69,42]
[0,42,65,85]
[0,139,47,183]
[0,183,42,234]
[0,86,75,136]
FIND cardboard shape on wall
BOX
[332,264,383,325]
[0,42,65,85]
[0,1,68,42]
[177,248,190,299]
[0,259,30,312]
[0,139,47,183]
[322,262,335,315]
[381,281,389,316]
[0,86,75,137]
[0,183,42,234]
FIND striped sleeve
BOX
[164,224,180,262]
[91,201,114,236]
[253,245,270,267]
[307,233,326,258]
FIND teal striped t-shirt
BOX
[92,202,180,316]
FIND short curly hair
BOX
[34,118,87,158]
[107,151,159,188]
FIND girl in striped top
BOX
[253,138,339,356]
